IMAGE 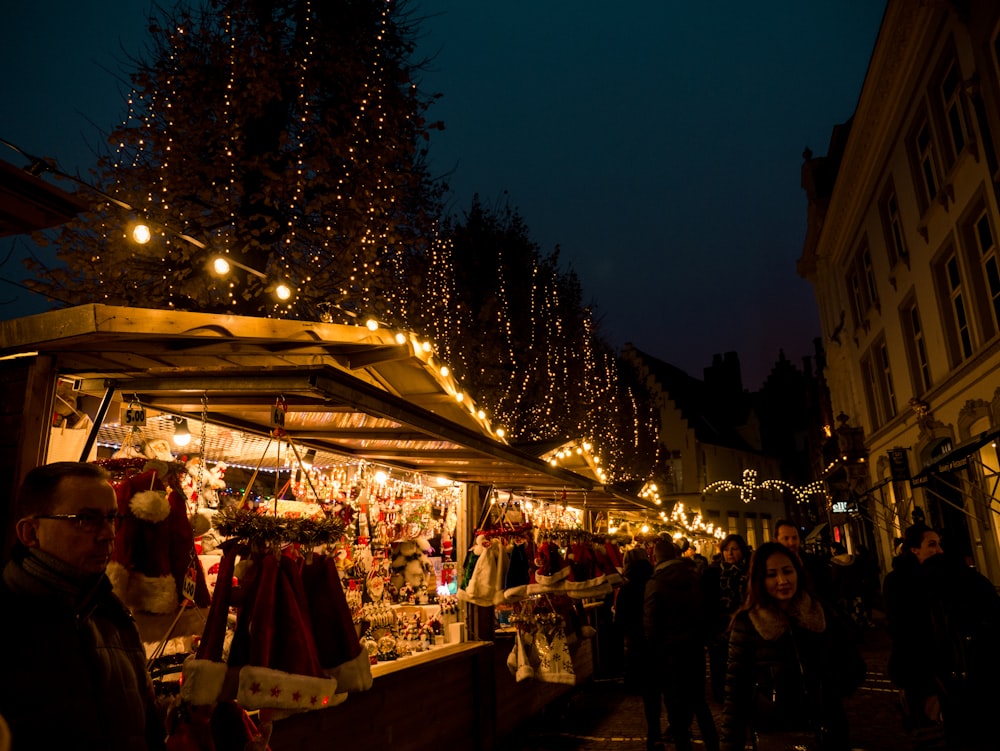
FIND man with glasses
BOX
[0,461,165,750]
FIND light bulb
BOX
[131,222,151,244]
[275,283,292,301]
[212,257,231,275]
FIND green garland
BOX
[212,506,346,546]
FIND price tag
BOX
[121,404,147,427]
[182,566,198,603]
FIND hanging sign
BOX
[888,448,910,481]
[121,404,147,427]
[271,396,287,429]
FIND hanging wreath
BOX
[212,506,346,547]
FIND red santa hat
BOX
[107,467,210,614]
[182,548,341,712]
[300,553,372,693]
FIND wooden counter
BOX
[269,641,496,751]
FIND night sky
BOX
[0,1,886,389]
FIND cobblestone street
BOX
[501,612,909,751]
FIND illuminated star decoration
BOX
[703,469,827,505]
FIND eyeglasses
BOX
[32,511,123,533]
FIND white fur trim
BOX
[324,647,373,693]
[130,489,171,522]
[127,572,178,614]
[534,566,570,586]
[503,584,530,601]
[237,665,341,711]
[106,561,129,600]
[180,659,229,706]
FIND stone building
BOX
[799,0,1000,580]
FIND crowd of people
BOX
[3,460,1000,751]
[614,518,1000,751]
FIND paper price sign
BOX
[121,405,147,427]
[271,404,286,428]
[182,567,198,603]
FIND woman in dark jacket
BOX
[614,547,661,750]
[702,533,750,703]
[720,541,862,751]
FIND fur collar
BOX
[748,593,826,641]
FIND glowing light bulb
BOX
[212,257,231,275]
[395,332,406,345]
[275,283,292,301]
[366,319,378,331]
[439,365,449,377]
[131,222,151,244]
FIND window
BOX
[910,115,940,213]
[880,181,908,267]
[876,340,897,419]
[761,516,772,543]
[938,58,969,165]
[935,248,974,364]
[974,212,1000,330]
[860,336,897,429]
[862,246,879,310]
[845,239,878,328]
[901,298,932,394]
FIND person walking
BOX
[883,522,1000,750]
[720,541,863,751]
[0,461,166,750]
[614,547,662,749]
[702,533,750,703]
[775,519,833,603]
[644,537,719,751]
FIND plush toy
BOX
[389,538,433,591]
[181,457,228,510]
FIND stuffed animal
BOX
[389,538,433,591]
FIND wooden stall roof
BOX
[0,304,654,512]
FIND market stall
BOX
[0,304,657,750]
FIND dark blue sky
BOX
[1,1,886,389]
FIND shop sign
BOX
[888,448,910,481]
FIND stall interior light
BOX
[301,449,316,471]
[173,417,191,447]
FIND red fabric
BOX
[113,469,169,579]
[228,551,325,679]
[165,488,211,607]
[112,470,210,608]
[196,545,238,661]
[300,553,363,668]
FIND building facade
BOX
[799,0,1000,581]
[622,345,793,552]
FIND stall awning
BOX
[0,304,653,512]
[911,429,1000,485]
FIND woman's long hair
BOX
[732,541,810,620]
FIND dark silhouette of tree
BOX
[25,0,443,323]
[19,0,660,485]
[427,196,659,481]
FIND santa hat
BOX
[183,547,342,712]
[108,467,210,614]
[300,553,373,693]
